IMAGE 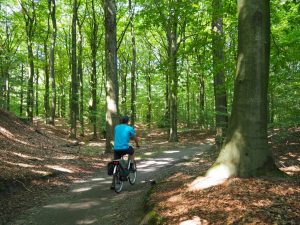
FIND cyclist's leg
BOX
[111,150,122,189]
[127,146,136,170]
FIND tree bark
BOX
[146,51,152,129]
[49,0,57,125]
[104,0,119,152]
[167,26,179,142]
[90,0,98,139]
[207,0,280,178]
[77,10,85,137]
[212,0,228,148]
[35,66,39,116]
[20,63,24,116]
[44,41,50,123]
[129,0,137,126]
[70,0,78,138]
[21,0,36,122]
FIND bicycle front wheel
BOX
[128,161,137,185]
[113,167,123,193]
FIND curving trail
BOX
[10,144,211,225]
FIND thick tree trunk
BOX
[70,0,78,138]
[207,0,280,178]
[167,29,178,142]
[212,0,228,148]
[104,0,119,152]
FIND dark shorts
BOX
[114,146,134,159]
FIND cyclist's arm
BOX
[131,135,140,148]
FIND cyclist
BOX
[111,115,139,189]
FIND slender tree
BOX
[70,0,78,138]
[88,0,99,139]
[21,0,37,122]
[48,0,57,125]
[207,0,280,178]
[212,0,228,148]
[129,0,137,126]
[104,0,119,152]
[43,12,50,123]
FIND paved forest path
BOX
[10,144,211,225]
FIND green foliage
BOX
[0,0,298,134]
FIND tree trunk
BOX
[90,0,98,139]
[49,0,57,125]
[212,0,228,148]
[146,52,152,129]
[167,28,179,142]
[70,0,78,138]
[207,0,280,178]
[35,66,39,116]
[120,60,128,115]
[20,63,24,116]
[44,42,50,123]
[21,0,36,122]
[77,14,85,137]
[129,0,137,126]
[26,41,35,121]
[104,0,119,152]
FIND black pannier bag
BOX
[107,161,114,176]
[119,160,129,181]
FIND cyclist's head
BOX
[120,115,129,124]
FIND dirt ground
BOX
[1,109,299,225]
[148,127,300,224]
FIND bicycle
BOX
[111,155,137,193]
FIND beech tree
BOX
[212,0,228,147]
[104,0,119,152]
[20,0,37,122]
[207,0,280,178]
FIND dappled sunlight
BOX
[53,155,77,160]
[0,126,33,146]
[179,216,208,225]
[10,152,43,161]
[252,199,273,207]
[30,169,52,176]
[188,176,227,191]
[44,201,101,210]
[206,163,233,179]
[2,160,35,168]
[280,165,300,175]
[87,142,105,147]
[163,150,180,153]
[91,177,105,181]
[71,187,92,193]
[144,152,154,156]
[76,218,98,225]
[0,126,14,138]
[73,179,89,184]
[46,165,73,173]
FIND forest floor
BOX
[0,108,299,224]
[147,127,300,224]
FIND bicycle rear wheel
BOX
[128,161,137,185]
[113,166,123,193]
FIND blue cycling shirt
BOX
[114,124,135,150]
